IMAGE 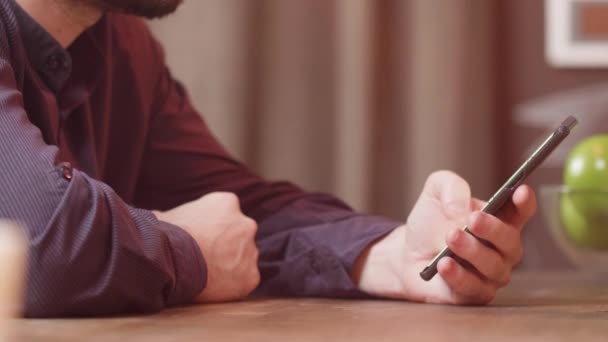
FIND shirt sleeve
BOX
[0,56,206,317]
[135,41,401,299]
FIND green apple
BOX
[561,135,608,249]
[560,193,608,249]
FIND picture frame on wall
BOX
[546,0,608,67]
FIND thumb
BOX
[423,170,471,216]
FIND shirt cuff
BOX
[156,220,207,306]
[255,201,400,298]
[336,216,401,274]
[311,216,400,297]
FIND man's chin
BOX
[85,0,184,19]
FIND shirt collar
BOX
[12,0,73,92]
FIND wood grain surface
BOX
[9,272,608,341]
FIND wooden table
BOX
[10,272,608,341]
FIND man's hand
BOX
[352,171,536,305]
[154,192,260,303]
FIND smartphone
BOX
[419,115,578,281]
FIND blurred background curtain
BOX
[148,0,498,221]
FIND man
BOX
[0,0,536,317]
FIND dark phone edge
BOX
[419,116,578,281]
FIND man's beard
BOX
[84,0,183,19]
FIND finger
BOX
[437,257,496,305]
[423,171,472,216]
[497,185,537,228]
[446,228,510,286]
[470,198,486,211]
[467,211,523,265]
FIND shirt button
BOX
[46,55,64,71]
[58,162,73,181]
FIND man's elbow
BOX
[21,257,165,318]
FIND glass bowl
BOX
[539,185,608,270]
